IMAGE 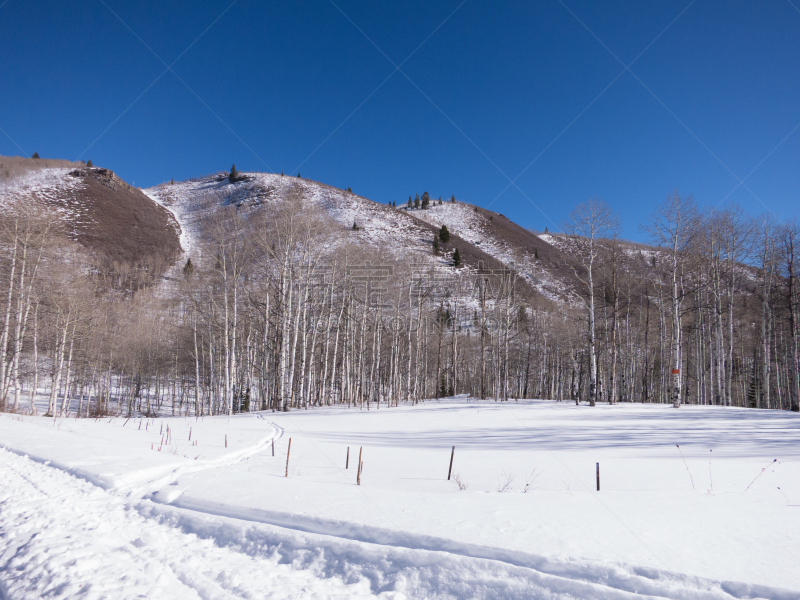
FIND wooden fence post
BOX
[285,438,292,477]
[596,462,600,491]
[356,446,363,485]
[346,446,350,469]
[448,446,455,480]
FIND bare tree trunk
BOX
[28,301,39,415]
[48,312,70,418]
[59,322,76,417]
[0,234,18,407]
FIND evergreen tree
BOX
[297,173,301,177]
[352,221,359,230]
[408,196,413,208]
[229,164,238,182]
[31,152,39,159]
[451,195,456,203]
[439,225,450,244]
[453,248,461,267]
[86,159,93,167]
[421,196,429,209]
[414,194,420,209]
[544,226,548,234]
[183,258,194,278]
[422,191,429,203]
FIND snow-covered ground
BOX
[2,401,798,599]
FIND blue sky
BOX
[1,0,798,240]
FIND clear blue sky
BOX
[1,0,798,239]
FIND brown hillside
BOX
[65,167,181,274]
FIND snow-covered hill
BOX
[408,201,581,304]
[146,174,522,301]
[146,173,587,307]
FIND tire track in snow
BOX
[141,413,797,600]
[4,418,797,600]
[0,417,284,499]
[0,448,381,600]
[147,497,799,600]
[143,419,283,499]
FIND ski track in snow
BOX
[2,414,797,600]
[0,446,379,600]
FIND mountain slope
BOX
[0,156,181,282]
[146,173,528,292]
[408,201,582,304]
[145,173,584,305]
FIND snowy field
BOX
[1,400,799,599]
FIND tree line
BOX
[0,189,798,417]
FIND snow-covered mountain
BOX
[2,157,666,306]
[145,172,593,306]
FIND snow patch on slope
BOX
[412,204,579,304]
[0,168,90,241]
[146,173,461,281]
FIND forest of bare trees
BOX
[0,190,798,418]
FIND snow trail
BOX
[0,448,379,600]
[3,405,799,599]
[6,447,781,600]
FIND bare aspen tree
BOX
[758,215,778,409]
[646,192,697,408]
[780,221,800,412]
[565,197,619,406]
